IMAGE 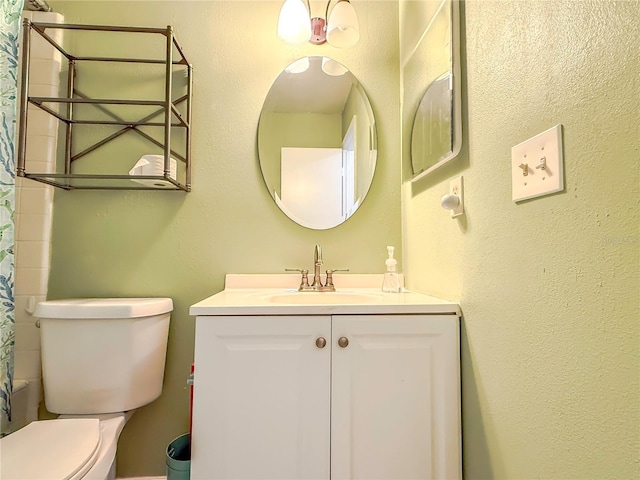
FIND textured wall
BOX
[402,0,639,478]
[46,0,400,476]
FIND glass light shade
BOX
[321,57,348,76]
[277,0,312,45]
[326,0,360,48]
[285,57,310,74]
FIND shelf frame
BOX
[17,21,193,192]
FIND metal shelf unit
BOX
[17,21,193,191]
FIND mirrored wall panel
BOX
[402,0,461,182]
[411,71,453,174]
[258,56,377,230]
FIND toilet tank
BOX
[35,298,172,414]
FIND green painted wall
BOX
[41,0,639,478]
[402,0,639,478]
[47,0,400,476]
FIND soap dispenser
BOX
[381,246,402,293]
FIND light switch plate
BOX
[450,176,464,217]
[511,124,564,202]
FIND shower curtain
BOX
[0,0,22,435]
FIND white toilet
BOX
[0,297,172,480]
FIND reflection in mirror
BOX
[411,72,453,174]
[258,56,377,230]
[403,0,461,182]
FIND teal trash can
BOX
[166,433,190,480]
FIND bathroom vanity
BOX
[189,275,461,479]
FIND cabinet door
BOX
[191,315,331,480]
[331,315,461,480]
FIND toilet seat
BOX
[0,418,101,480]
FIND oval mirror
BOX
[258,56,377,230]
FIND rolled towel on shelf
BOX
[129,154,177,188]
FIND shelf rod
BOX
[30,21,73,61]
[29,97,168,106]
[185,64,193,190]
[68,186,186,191]
[71,127,133,161]
[64,60,75,174]
[32,22,170,35]
[30,100,68,124]
[68,56,187,65]
[163,26,174,179]
[170,104,188,127]
[17,19,31,177]
[73,89,127,122]
[24,176,73,191]
[172,35,190,65]
[30,173,175,179]
[71,120,184,127]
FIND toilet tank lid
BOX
[35,297,173,319]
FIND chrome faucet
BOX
[286,245,349,292]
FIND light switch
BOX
[511,125,564,202]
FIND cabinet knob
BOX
[338,337,349,348]
[315,337,327,348]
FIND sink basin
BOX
[263,291,384,305]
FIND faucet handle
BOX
[285,268,310,290]
[324,269,349,289]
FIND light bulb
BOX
[277,0,311,45]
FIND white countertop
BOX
[189,274,460,316]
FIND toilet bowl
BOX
[0,298,172,480]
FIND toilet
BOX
[0,297,172,480]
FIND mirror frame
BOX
[409,0,462,183]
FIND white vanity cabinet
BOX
[191,315,332,480]
[191,313,460,480]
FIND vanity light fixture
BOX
[277,0,360,48]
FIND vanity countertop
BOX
[190,274,460,316]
